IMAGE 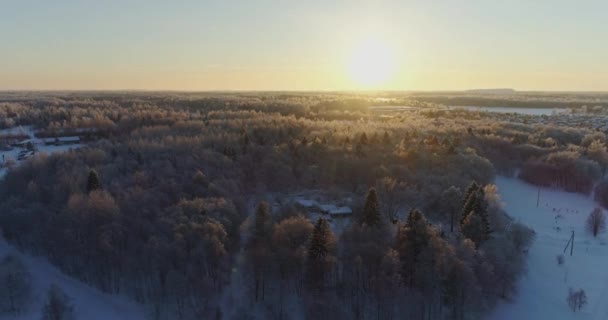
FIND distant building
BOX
[328,207,353,218]
[295,200,352,218]
[295,199,319,209]
[42,136,80,145]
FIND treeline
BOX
[230,184,532,320]
[0,94,602,319]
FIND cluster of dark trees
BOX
[0,254,74,319]
[0,92,603,319]
[232,183,532,320]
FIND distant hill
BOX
[466,88,516,94]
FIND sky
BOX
[1,0,607,91]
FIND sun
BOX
[348,39,396,88]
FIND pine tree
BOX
[461,213,488,247]
[405,208,423,227]
[383,131,390,145]
[460,182,481,225]
[86,170,101,194]
[460,191,477,226]
[396,209,433,286]
[359,132,368,145]
[459,182,491,246]
[306,218,333,289]
[462,182,479,205]
[252,202,272,243]
[308,218,330,261]
[361,188,381,227]
[242,133,249,154]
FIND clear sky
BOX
[1,0,607,91]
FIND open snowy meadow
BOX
[491,177,608,320]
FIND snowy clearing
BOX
[0,237,147,320]
[490,176,608,320]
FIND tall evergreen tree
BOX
[361,188,381,227]
[459,182,491,246]
[306,218,334,289]
[460,182,486,226]
[308,218,330,261]
[462,182,479,207]
[396,209,433,286]
[252,202,272,243]
[461,213,490,247]
[383,131,390,145]
[241,133,249,154]
[359,132,368,145]
[86,170,101,194]
[405,208,423,227]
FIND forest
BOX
[0,92,607,319]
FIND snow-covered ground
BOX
[0,125,82,178]
[490,176,608,320]
[0,126,148,319]
[0,238,147,320]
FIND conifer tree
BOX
[242,133,249,154]
[405,208,423,227]
[459,182,492,246]
[86,170,101,194]
[461,213,489,247]
[383,131,390,145]
[306,218,334,289]
[396,209,432,286]
[460,182,483,226]
[252,202,272,243]
[308,218,330,261]
[462,182,479,206]
[359,132,368,145]
[361,188,381,227]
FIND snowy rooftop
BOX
[295,199,319,208]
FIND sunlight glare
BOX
[348,38,396,88]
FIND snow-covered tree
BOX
[361,188,381,227]
[86,169,101,194]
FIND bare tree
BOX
[0,255,31,314]
[586,207,606,237]
[376,177,405,222]
[567,288,587,312]
[42,284,74,320]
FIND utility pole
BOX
[563,230,575,256]
[570,231,574,256]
